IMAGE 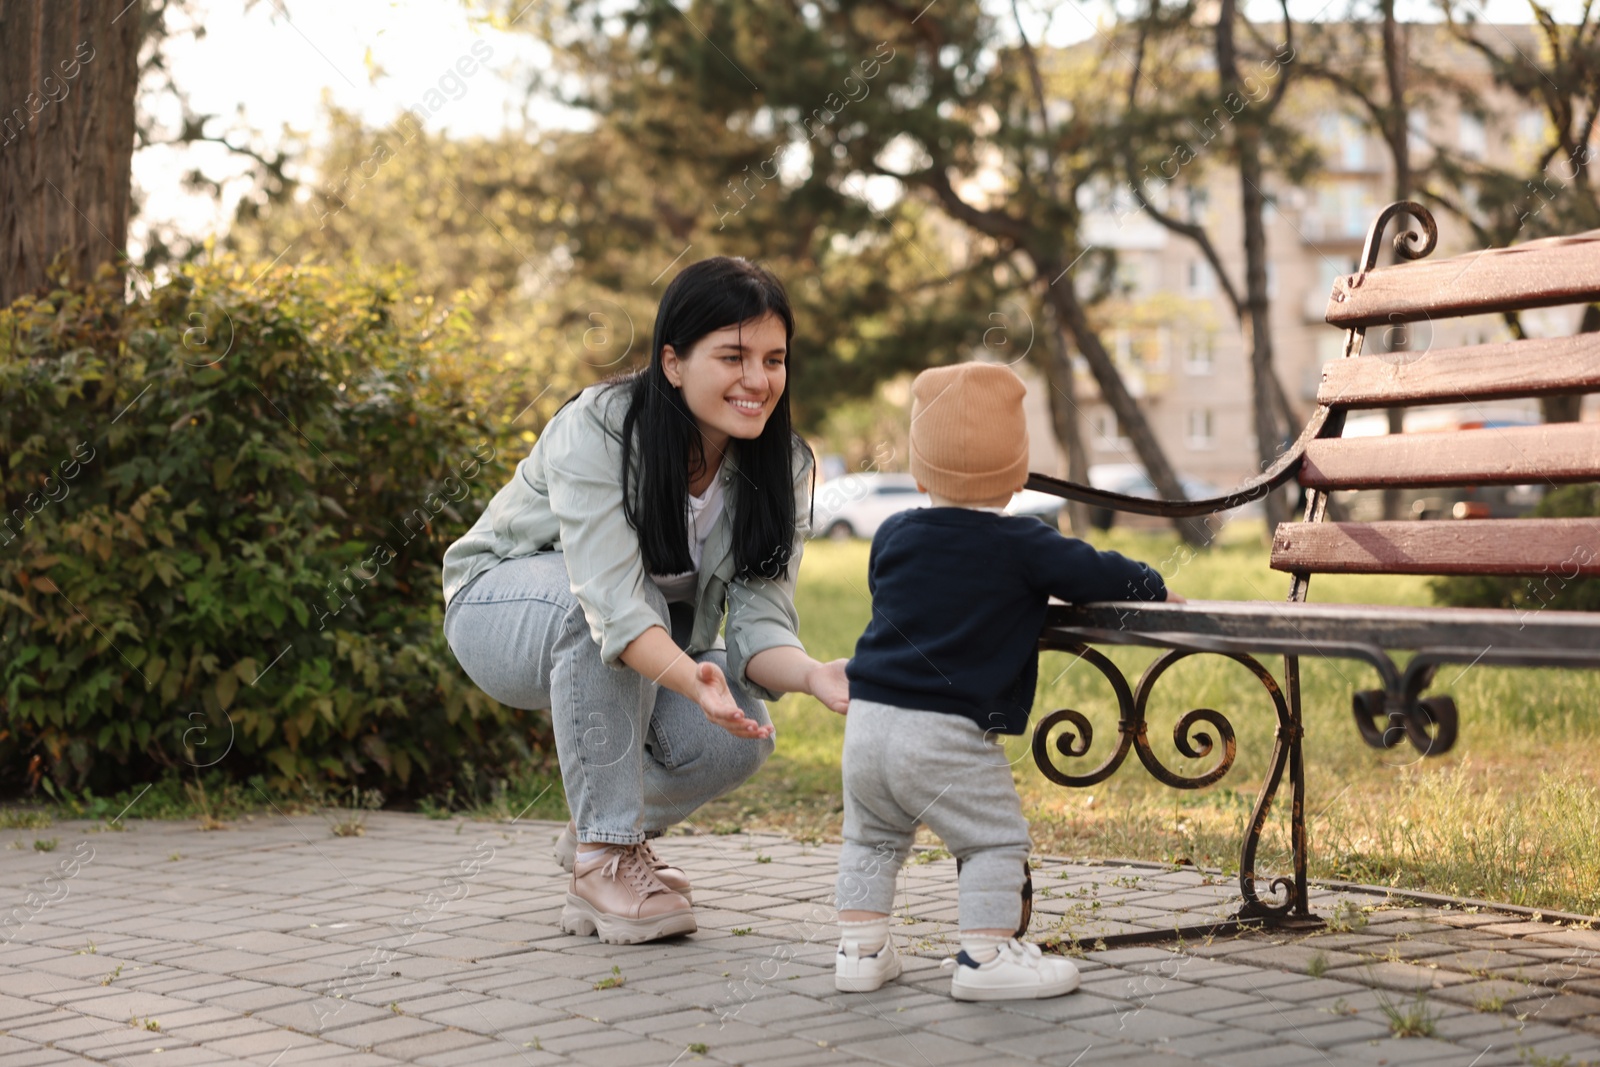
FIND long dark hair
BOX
[617,256,809,581]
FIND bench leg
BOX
[1285,653,1310,918]
[1236,653,1311,922]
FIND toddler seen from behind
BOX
[833,361,1175,1000]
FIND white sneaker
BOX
[835,937,902,993]
[943,939,1080,1001]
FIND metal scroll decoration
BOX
[1032,643,1299,919]
[1356,199,1438,275]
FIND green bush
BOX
[1431,484,1600,613]
[1,260,545,797]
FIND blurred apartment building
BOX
[1019,22,1600,493]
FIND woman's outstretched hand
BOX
[694,661,775,740]
[806,658,851,715]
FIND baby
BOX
[834,361,1174,1000]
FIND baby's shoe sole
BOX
[559,894,697,945]
[951,967,1080,1001]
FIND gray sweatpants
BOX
[837,699,1032,932]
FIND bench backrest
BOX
[1272,211,1600,582]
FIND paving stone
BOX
[1205,1044,1344,1067]
[791,1013,911,1044]
[1220,942,1368,974]
[414,1039,563,1066]
[1276,1014,1391,1046]
[1326,959,1477,993]
[318,1012,445,1048]
[414,995,565,1032]
[837,1031,991,1066]
[8,816,1600,1067]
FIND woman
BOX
[442,257,849,946]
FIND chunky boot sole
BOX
[559,894,697,945]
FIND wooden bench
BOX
[1024,202,1600,927]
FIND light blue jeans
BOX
[443,552,774,845]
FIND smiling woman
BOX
[440,256,849,946]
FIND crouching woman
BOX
[442,257,849,945]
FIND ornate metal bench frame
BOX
[1024,203,1600,928]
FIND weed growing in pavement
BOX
[0,810,51,830]
[313,785,384,838]
[1376,990,1437,1037]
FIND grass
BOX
[687,526,1600,915]
[1376,990,1437,1037]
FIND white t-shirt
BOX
[649,476,726,603]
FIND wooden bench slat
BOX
[1299,423,1600,489]
[1324,229,1600,328]
[1317,334,1600,408]
[1270,519,1600,576]
[1044,599,1600,657]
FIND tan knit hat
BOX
[909,362,1030,503]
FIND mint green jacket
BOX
[441,384,811,701]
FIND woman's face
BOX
[661,312,788,453]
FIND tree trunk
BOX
[0,0,143,306]
[1041,268,1209,545]
[1217,0,1290,530]
[1039,303,1092,538]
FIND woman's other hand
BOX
[806,658,850,715]
[694,661,775,739]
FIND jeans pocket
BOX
[647,716,681,770]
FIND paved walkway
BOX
[2,813,1598,1066]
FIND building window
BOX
[1518,109,1546,149]
[1459,113,1487,159]
[1321,183,1374,238]
[1341,125,1366,170]
[1186,259,1214,296]
[1184,333,1214,375]
[1321,113,1367,169]
[1092,410,1131,450]
[1186,408,1216,450]
[1266,261,1278,299]
[1136,329,1168,373]
[1113,329,1132,366]
[1407,109,1429,145]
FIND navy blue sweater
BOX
[846,508,1168,735]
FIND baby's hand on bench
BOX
[1165,591,1188,604]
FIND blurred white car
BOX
[809,473,1064,540]
[1084,463,1261,530]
